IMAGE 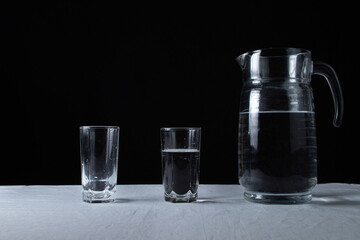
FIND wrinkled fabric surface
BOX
[1,184,359,240]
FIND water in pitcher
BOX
[239,111,317,194]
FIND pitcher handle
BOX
[312,61,344,127]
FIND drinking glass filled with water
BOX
[160,127,201,202]
[80,126,120,203]
[236,48,344,204]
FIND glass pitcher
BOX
[236,48,344,204]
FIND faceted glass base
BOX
[244,191,312,204]
[164,190,198,203]
[82,190,115,203]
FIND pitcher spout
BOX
[236,53,247,70]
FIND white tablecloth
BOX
[1,184,359,240]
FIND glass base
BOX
[164,190,198,203]
[82,190,115,203]
[244,191,312,204]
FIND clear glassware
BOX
[80,126,120,203]
[160,127,201,202]
[236,48,344,204]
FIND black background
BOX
[2,2,359,185]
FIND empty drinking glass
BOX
[80,126,120,203]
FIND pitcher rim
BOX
[238,47,311,59]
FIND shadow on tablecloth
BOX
[311,190,360,207]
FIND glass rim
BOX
[160,127,201,131]
[80,126,120,130]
